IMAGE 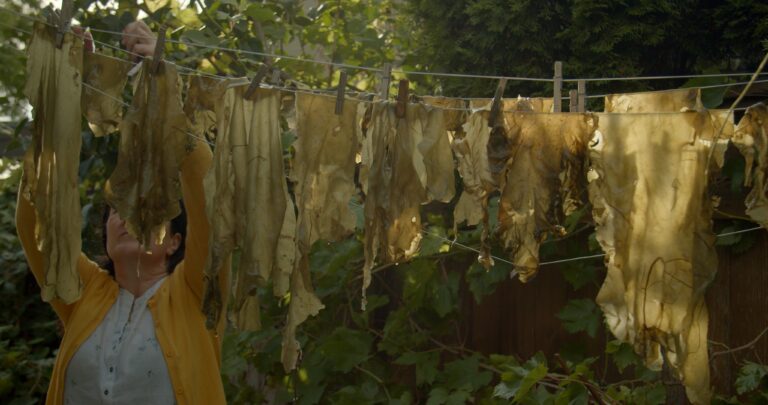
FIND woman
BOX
[17,22,228,404]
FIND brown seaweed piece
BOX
[419,96,468,132]
[183,77,229,329]
[497,112,595,281]
[361,102,429,308]
[231,87,293,330]
[184,75,227,138]
[105,60,189,248]
[453,98,552,227]
[22,23,84,304]
[293,93,359,244]
[604,88,702,112]
[452,109,496,267]
[732,103,768,227]
[409,105,456,203]
[588,111,721,404]
[279,92,365,370]
[81,52,130,136]
[469,96,554,113]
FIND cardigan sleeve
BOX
[177,138,213,301]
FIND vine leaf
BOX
[558,299,602,338]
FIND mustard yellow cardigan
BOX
[16,140,229,405]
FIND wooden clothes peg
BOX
[379,63,392,100]
[489,78,507,127]
[577,80,586,112]
[395,79,409,118]
[150,24,167,74]
[569,89,578,112]
[335,70,348,115]
[553,61,563,113]
[244,63,271,99]
[55,0,73,49]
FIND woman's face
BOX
[105,208,180,269]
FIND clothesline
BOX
[83,24,768,84]
[1,19,758,117]
[81,72,768,274]
[3,6,768,85]
[81,37,761,114]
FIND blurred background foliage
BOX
[0,0,767,404]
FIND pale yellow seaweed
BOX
[22,22,84,304]
[588,111,719,405]
[732,103,768,227]
[225,87,292,331]
[81,52,130,137]
[604,88,702,113]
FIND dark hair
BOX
[100,201,187,276]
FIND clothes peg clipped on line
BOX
[244,63,271,100]
[569,89,578,112]
[150,24,167,74]
[55,0,73,49]
[395,79,409,119]
[577,80,586,112]
[379,63,392,101]
[271,68,282,85]
[553,61,563,112]
[489,78,507,127]
[335,70,348,115]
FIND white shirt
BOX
[64,278,176,405]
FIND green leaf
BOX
[465,261,508,303]
[427,387,449,405]
[561,264,599,291]
[716,226,742,246]
[558,299,602,337]
[177,8,203,28]
[431,271,460,317]
[629,383,666,405]
[736,361,768,395]
[181,30,219,47]
[605,340,639,372]
[441,355,492,391]
[555,382,589,405]
[394,351,440,385]
[317,327,372,372]
[245,4,277,22]
[144,0,169,13]
[515,362,548,402]
[493,382,516,400]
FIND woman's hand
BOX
[122,21,157,61]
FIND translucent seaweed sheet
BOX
[360,102,454,308]
[22,23,84,304]
[732,103,768,228]
[588,111,723,405]
[105,60,188,249]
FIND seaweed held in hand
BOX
[22,22,84,304]
[105,60,189,249]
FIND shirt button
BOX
[104,390,109,395]
[109,367,114,373]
